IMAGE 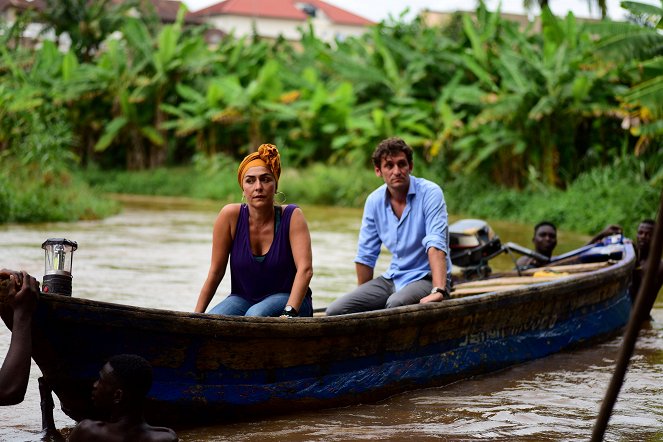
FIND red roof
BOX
[192,0,373,26]
[144,0,204,24]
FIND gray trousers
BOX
[325,276,433,316]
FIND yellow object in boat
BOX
[533,270,570,277]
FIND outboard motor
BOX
[449,219,503,280]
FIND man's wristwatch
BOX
[281,305,299,317]
[430,287,450,299]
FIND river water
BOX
[0,195,661,441]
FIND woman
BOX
[194,144,314,317]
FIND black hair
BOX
[371,137,413,168]
[534,221,556,234]
[640,219,655,226]
[107,354,153,399]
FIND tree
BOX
[38,0,137,62]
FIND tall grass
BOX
[0,163,119,223]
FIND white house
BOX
[191,0,374,43]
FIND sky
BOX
[181,0,658,22]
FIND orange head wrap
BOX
[237,143,282,189]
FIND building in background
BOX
[421,8,601,32]
[190,0,374,43]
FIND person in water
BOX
[41,354,178,441]
[0,269,39,406]
[194,143,314,317]
[326,137,452,316]
[515,221,557,270]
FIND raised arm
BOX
[586,224,623,245]
[194,205,238,313]
[0,270,39,405]
[287,207,313,312]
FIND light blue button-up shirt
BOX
[355,175,451,290]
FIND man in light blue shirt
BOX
[326,137,452,316]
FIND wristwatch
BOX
[281,305,299,317]
[430,287,450,299]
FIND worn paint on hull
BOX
[0,245,635,427]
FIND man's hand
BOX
[420,287,449,303]
[1,270,39,316]
[13,271,39,316]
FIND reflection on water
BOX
[0,195,661,441]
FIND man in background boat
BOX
[0,269,39,406]
[42,354,178,441]
[633,219,663,302]
[326,137,452,316]
[515,221,557,270]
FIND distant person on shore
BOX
[632,219,663,303]
[194,143,313,318]
[326,137,452,316]
[41,354,178,442]
[0,269,39,406]
[515,221,557,270]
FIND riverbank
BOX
[0,163,119,223]
[85,158,661,236]
[1,159,658,236]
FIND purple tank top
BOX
[230,204,310,303]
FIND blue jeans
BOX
[208,293,313,317]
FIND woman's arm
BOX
[287,207,313,312]
[194,205,238,313]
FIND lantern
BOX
[41,238,77,296]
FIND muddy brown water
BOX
[0,195,661,441]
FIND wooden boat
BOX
[0,242,635,428]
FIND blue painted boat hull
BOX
[3,245,635,427]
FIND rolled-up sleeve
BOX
[355,193,382,268]
[421,185,448,255]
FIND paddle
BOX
[591,189,663,441]
[502,242,550,263]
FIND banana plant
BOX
[439,6,621,187]
[94,7,215,169]
[588,1,663,157]
[162,58,285,156]
[91,36,163,170]
[38,0,137,62]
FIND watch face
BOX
[284,306,294,313]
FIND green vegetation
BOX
[80,157,657,236]
[444,158,659,236]
[0,161,119,223]
[0,1,661,229]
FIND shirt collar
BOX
[381,175,418,204]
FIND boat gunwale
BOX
[32,244,636,338]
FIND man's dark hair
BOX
[371,137,413,168]
[534,221,556,235]
[641,219,655,226]
[108,354,153,399]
